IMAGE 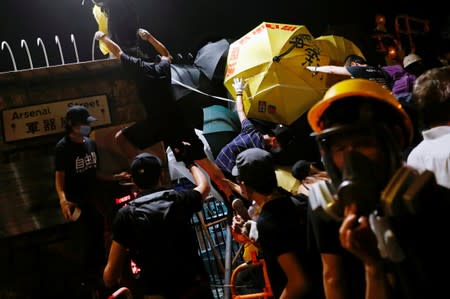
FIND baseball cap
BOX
[232,148,277,194]
[130,153,162,188]
[66,105,97,125]
[271,124,293,147]
[291,160,316,181]
[403,53,422,69]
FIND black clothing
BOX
[307,202,366,299]
[112,188,213,298]
[54,135,105,284]
[119,54,206,161]
[346,65,391,89]
[121,54,176,123]
[257,191,324,299]
[55,136,98,205]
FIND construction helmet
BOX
[308,78,414,146]
[306,79,415,219]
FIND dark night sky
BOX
[0,0,447,72]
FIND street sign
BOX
[2,94,111,142]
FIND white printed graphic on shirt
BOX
[75,152,97,173]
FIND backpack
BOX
[126,189,177,265]
[275,187,309,225]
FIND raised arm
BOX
[188,164,211,200]
[138,28,172,62]
[95,31,123,59]
[232,78,248,123]
[306,65,351,76]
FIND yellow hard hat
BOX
[307,79,414,144]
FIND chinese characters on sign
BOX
[2,95,111,142]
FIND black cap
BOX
[66,105,97,126]
[232,148,277,194]
[291,160,316,181]
[130,153,162,188]
[271,124,293,147]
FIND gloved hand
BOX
[94,31,107,40]
[173,141,195,168]
[306,66,318,72]
[137,28,151,40]
[232,78,247,96]
[243,220,259,242]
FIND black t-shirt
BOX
[120,54,178,124]
[55,136,98,204]
[257,193,324,299]
[112,188,206,296]
[307,202,365,299]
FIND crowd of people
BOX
[54,23,450,299]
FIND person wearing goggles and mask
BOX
[307,78,450,299]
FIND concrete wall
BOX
[0,58,148,239]
[0,58,181,299]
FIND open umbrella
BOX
[314,35,365,65]
[194,38,230,81]
[171,64,227,129]
[313,35,365,86]
[224,22,331,125]
[202,105,240,159]
[170,64,207,129]
[171,64,203,100]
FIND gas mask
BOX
[79,125,92,136]
[336,150,382,216]
[309,124,402,221]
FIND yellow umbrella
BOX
[315,35,365,65]
[314,35,365,86]
[224,22,331,125]
[93,4,110,55]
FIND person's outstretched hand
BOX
[306,66,317,72]
[94,31,107,40]
[113,171,131,181]
[232,78,247,96]
[137,28,151,40]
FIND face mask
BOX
[336,150,381,216]
[79,125,92,136]
[270,145,282,154]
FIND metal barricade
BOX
[186,179,242,299]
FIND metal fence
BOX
[174,178,243,299]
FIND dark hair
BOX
[241,175,277,195]
[412,66,450,128]
[130,154,162,189]
[344,54,366,67]
[64,122,72,134]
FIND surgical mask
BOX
[269,146,282,154]
[79,125,92,136]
